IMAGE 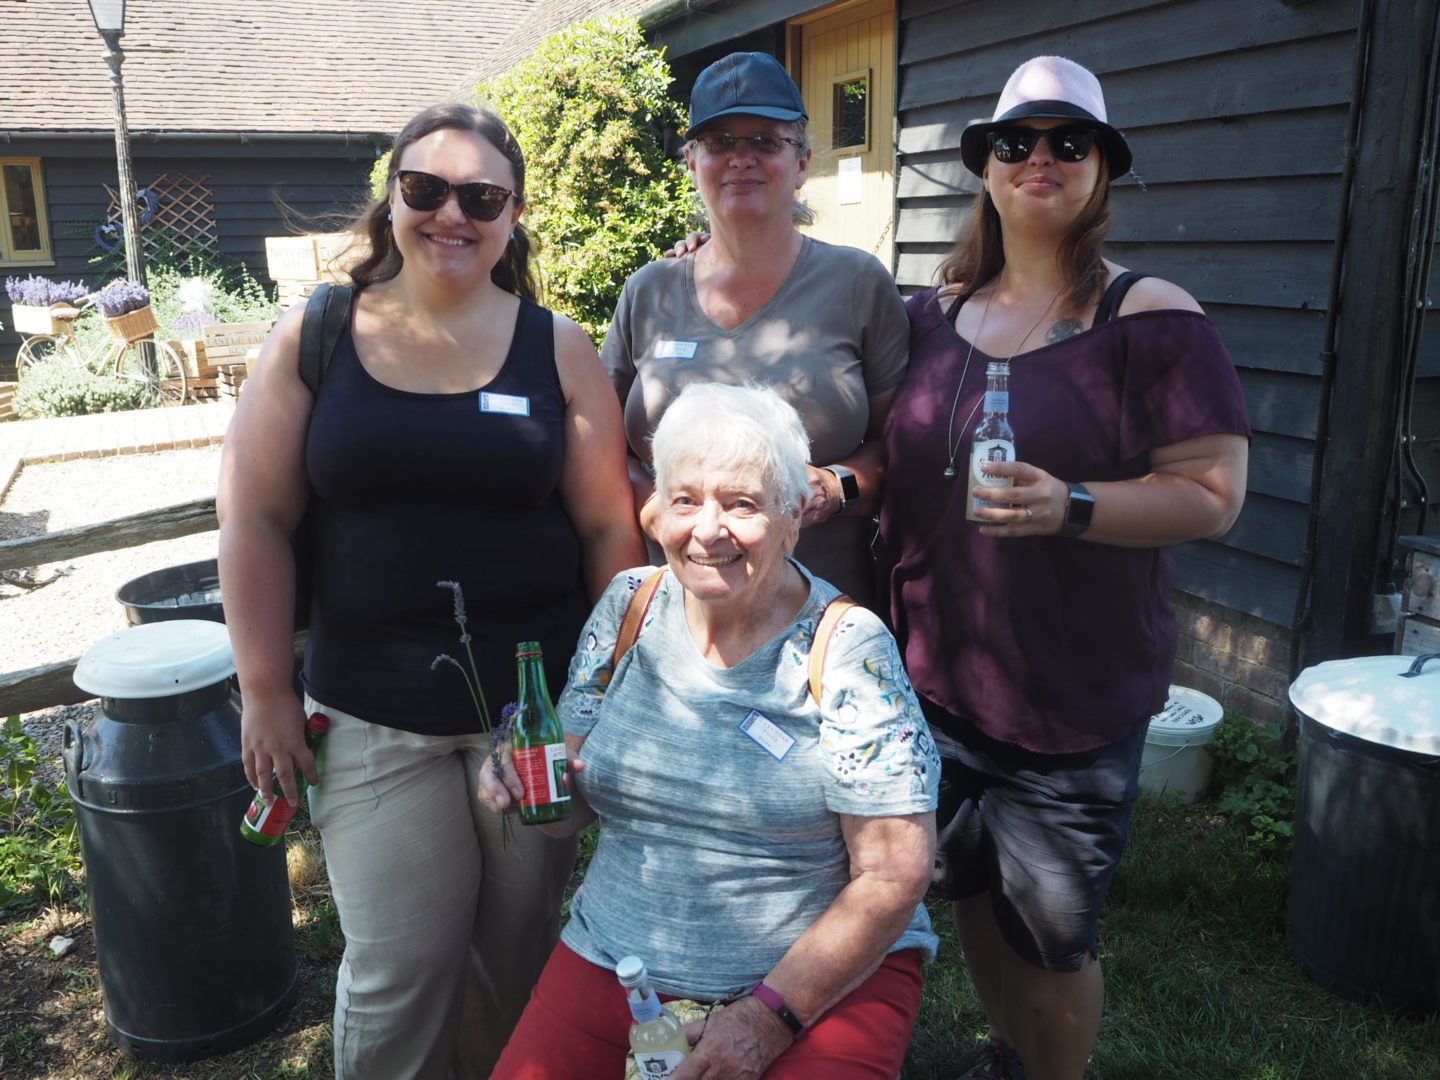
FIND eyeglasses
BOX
[395,170,518,222]
[987,125,1097,165]
[693,133,804,157]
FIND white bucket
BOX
[1140,686,1224,802]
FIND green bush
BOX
[0,716,81,914]
[478,15,698,341]
[1207,711,1297,853]
[14,364,154,418]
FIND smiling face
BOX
[388,127,523,286]
[655,456,800,610]
[983,117,1103,232]
[684,114,811,225]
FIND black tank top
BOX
[302,296,588,734]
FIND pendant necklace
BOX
[942,287,1062,479]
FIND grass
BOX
[901,796,1439,1079]
[3,760,1437,1078]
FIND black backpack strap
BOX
[1092,271,1150,327]
[298,283,355,396]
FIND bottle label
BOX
[243,790,297,838]
[970,440,1016,508]
[515,741,570,808]
[633,1051,686,1077]
[628,993,662,1023]
[983,390,1009,414]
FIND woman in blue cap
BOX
[602,51,909,608]
[877,57,1251,1080]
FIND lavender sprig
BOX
[492,702,518,780]
[432,580,517,852]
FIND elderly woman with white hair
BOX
[482,382,940,1080]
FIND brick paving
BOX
[0,402,235,499]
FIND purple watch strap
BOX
[749,982,806,1040]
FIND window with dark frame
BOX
[832,73,869,150]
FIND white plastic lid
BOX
[1289,654,1440,755]
[1146,685,1224,747]
[73,620,235,699]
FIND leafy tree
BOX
[478,16,696,341]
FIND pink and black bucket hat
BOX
[959,56,1132,179]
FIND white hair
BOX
[650,382,811,512]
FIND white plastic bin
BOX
[1140,686,1224,802]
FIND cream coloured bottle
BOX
[965,361,1016,523]
[616,955,690,1077]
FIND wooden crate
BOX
[202,320,274,373]
[0,380,16,421]
[217,363,249,399]
[11,304,76,335]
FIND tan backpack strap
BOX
[613,568,667,670]
[808,596,856,705]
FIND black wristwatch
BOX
[822,464,859,512]
[1062,482,1095,537]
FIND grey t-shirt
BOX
[600,237,910,603]
[557,563,940,1000]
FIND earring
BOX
[386,212,392,222]
[509,232,515,240]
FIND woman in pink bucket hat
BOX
[876,57,1251,1080]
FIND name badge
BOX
[653,339,698,359]
[738,710,795,761]
[479,392,531,416]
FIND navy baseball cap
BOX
[685,52,807,138]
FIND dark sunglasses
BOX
[395,170,517,222]
[988,125,1097,164]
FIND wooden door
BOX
[790,0,896,269]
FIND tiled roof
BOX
[470,0,655,84]
[0,0,537,137]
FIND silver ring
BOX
[1023,506,1034,523]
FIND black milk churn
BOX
[1287,653,1440,1013]
[66,620,297,1061]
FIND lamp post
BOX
[87,0,146,288]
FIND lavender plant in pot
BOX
[92,278,159,342]
[5,275,90,335]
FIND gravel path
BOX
[1,445,225,753]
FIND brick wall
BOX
[1171,591,1293,728]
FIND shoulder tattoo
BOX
[1047,317,1084,343]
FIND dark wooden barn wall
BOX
[2,137,377,375]
[893,0,1365,629]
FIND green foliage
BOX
[145,258,279,339]
[369,154,390,201]
[1207,711,1297,853]
[479,15,698,341]
[14,364,154,418]
[0,716,81,914]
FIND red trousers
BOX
[490,943,924,1079]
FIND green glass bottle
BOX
[240,712,329,846]
[512,641,572,826]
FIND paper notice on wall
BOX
[838,157,862,205]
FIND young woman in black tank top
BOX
[217,104,643,1079]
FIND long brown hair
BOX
[345,103,537,302]
[936,151,1112,315]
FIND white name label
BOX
[738,710,795,761]
[653,339,698,359]
[479,392,531,416]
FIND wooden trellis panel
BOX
[104,173,219,259]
